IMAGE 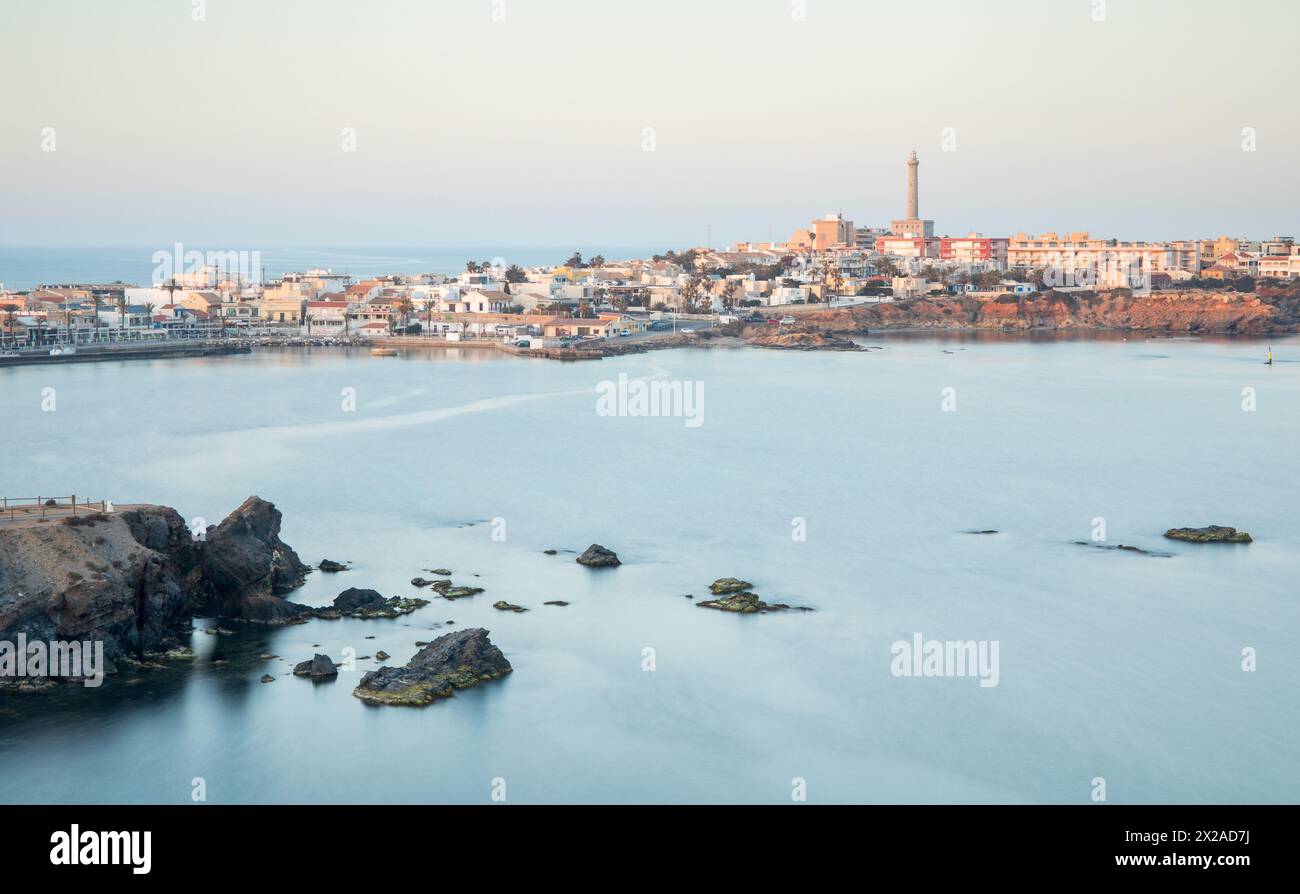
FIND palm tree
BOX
[393,296,415,333]
[86,294,102,342]
[115,295,127,338]
[1,304,17,348]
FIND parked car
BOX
[780,316,796,325]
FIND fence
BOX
[1,495,109,521]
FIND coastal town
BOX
[3,152,1298,359]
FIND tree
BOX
[85,295,102,342]
[505,264,527,283]
[589,254,605,268]
[565,252,584,268]
[393,296,415,332]
[115,295,127,336]
[466,260,481,273]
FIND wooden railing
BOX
[1,495,109,521]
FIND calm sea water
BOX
[1,335,1297,804]
[0,245,661,291]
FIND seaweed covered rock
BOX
[352,628,511,706]
[1164,525,1253,543]
[708,578,754,595]
[313,589,429,620]
[697,591,792,613]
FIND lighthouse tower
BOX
[891,149,934,238]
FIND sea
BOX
[0,334,1297,803]
[0,245,664,291]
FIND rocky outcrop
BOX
[318,559,349,572]
[576,544,621,567]
[492,600,528,613]
[293,654,338,678]
[429,580,484,600]
[312,588,429,620]
[746,331,861,351]
[742,288,1300,339]
[352,628,512,706]
[697,578,811,614]
[1164,525,1253,543]
[0,496,310,675]
[199,497,311,623]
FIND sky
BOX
[0,0,1296,250]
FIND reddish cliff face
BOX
[747,289,1300,337]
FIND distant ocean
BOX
[0,246,665,291]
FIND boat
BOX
[50,344,77,357]
[370,347,398,357]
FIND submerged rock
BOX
[708,578,754,595]
[410,577,434,588]
[542,549,557,556]
[429,568,452,576]
[543,600,570,607]
[260,674,275,683]
[492,600,528,613]
[375,650,390,662]
[1074,541,1172,557]
[576,544,621,567]
[352,628,512,706]
[319,559,349,572]
[1164,526,1253,543]
[293,654,338,678]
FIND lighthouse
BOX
[907,149,919,219]
[891,149,934,238]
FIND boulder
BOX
[319,559,349,572]
[1164,525,1253,543]
[708,578,754,595]
[492,600,528,613]
[576,544,620,567]
[352,628,511,706]
[293,654,338,678]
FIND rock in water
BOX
[1164,525,1252,543]
[576,544,620,567]
[200,496,311,623]
[319,559,349,572]
[697,591,791,613]
[375,651,390,661]
[293,654,339,678]
[708,578,754,595]
[352,628,511,706]
[492,600,528,613]
[333,588,387,613]
[313,588,428,620]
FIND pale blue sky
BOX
[0,0,1295,248]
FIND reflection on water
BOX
[2,337,1298,804]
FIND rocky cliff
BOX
[0,497,308,674]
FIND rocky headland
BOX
[737,287,1300,344]
[0,496,310,674]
